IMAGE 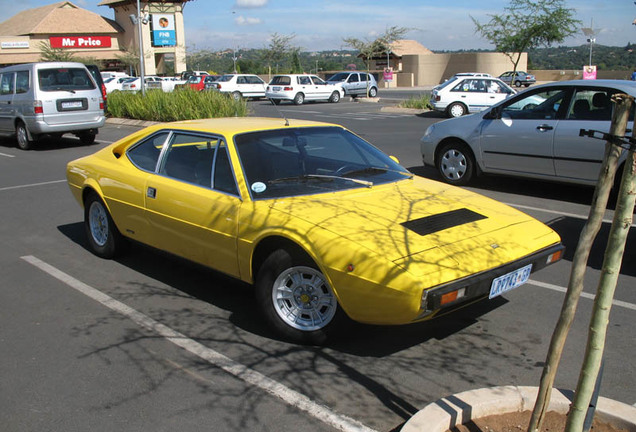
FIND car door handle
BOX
[147,187,157,199]
[537,125,553,132]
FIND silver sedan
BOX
[420,80,636,187]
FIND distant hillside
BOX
[527,44,635,70]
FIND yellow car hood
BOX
[268,177,559,278]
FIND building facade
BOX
[0,1,190,75]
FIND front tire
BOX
[255,249,339,344]
[16,121,35,150]
[368,87,378,97]
[293,92,305,105]
[329,91,340,103]
[79,131,96,145]
[84,193,127,259]
[447,102,466,118]
[437,142,476,185]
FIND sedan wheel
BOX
[329,91,340,103]
[437,142,475,185]
[232,91,242,101]
[256,249,339,344]
[515,81,522,88]
[447,102,466,118]
[368,87,378,97]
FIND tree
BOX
[343,26,408,71]
[39,41,75,62]
[261,33,297,74]
[472,0,581,73]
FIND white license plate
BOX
[62,101,83,109]
[272,86,281,91]
[489,263,532,299]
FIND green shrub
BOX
[398,95,431,110]
[107,89,248,121]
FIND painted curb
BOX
[401,386,636,432]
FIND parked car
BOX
[498,71,536,88]
[101,71,129,80]
[0,61,105,150]
[206,74,266,99]
[326,71,378,97]
[266,74,344,105]
[120,76,163,92]
[103,76,131,93]
[429,75,515,118]
[66,117,564,344]
[421,80,636,187]
[181,74,220,91]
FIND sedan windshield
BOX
[235,127,411,199]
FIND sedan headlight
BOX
[422,124,435,138]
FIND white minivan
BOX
[0,62,105,150]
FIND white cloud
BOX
[235,0,268,8]
[235,16,262,26]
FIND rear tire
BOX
[447,102,466,118]
[255,249,340,344]
[293,93,305,105]
[79,132,96,145]
[84,192,127,259]
[16,121,35,150]
[232,91,242,101]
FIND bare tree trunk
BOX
[527,94,632,432]
[565,96,635,432]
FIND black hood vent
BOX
[401,208,487,236]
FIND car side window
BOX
[237,76,247,84]
[15,71,29,94]
[127,132,170,172]
[298,76,311,85]
[349,74,359,83]
[0,73,14,95]
[501,89,568,120]
[159,133,219,186]
[452,79,480,92]
[567,89,612,121]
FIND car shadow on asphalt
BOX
[547,216,635,278]
[57,221,509,355]
[0,136,100,151]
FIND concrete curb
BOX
[401,386,636,432]
[106,117,161,127]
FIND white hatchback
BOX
[430,76,515,118]
[266,74,344,105]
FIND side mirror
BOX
[483,107,501,120]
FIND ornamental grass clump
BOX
[107,89,247,121]
[398,94,431,110]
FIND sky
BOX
[2,0,635,52]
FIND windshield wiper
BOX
[339,166,413,179]
[269,174,373,187]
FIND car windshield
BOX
[327,73,349,82]
[235,126,411,199]
[37,67,96,92]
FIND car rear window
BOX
[270,76,291,85]
[38,68,96,92]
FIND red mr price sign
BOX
[49,36,111,49]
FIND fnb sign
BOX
[49,36,111,49]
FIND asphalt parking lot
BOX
[1,96,634,432]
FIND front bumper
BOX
[416,243,564,321]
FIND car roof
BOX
[532,79,636,95]
[140,117,340,137]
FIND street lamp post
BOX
[130,0,148,96]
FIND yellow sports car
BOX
[67,117,564,344]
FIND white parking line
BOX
[528,279,636,311]
[506,203,636,228]
[21,255,378,432]
[0,152,15,158]
[0,179,66,192]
